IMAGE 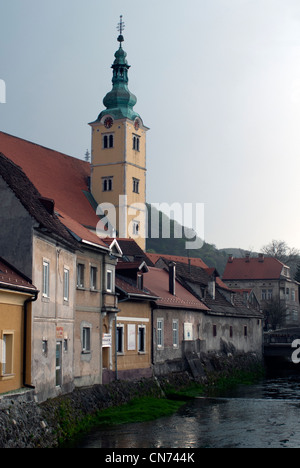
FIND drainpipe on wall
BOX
[115,315,118,381]
[23,291,38,389]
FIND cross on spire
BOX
[117,15,125,43]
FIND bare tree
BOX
[261,240,300,275]
[261,240,299,263]
[264,295,287,330]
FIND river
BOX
[72,371,300,449]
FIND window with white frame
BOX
[267,289,273,300]
[292,289,296,302]
[1,332,14,375]
[82,327,91,353]
[138,325,146,353]
[173,320,179,348]
[157,319,164,348]
[106,269,113,292]
[42,260,50,298]
[63,267,69,302]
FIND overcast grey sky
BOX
[1,0,300,252]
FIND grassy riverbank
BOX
[86,397,185,426]
[57,367,265,446]
[58,396,187,446]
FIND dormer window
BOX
[283,267,290,278]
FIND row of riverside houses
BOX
[0,147,264,399]
[0,210,264,402]
[0,23,263,402]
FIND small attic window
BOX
[39,197,54,215]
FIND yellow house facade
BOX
[102,264,158,384]
[0,257,38,395]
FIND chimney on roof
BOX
[245,254,250,262]
[228,255,234,263]
[137,272,143,290]
[258,253,264,262]
[208,275,216,300]
[169,262,176,296]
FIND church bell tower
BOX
[90,16,148,250]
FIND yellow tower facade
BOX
[90,18,148,250]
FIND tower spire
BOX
[117,15,125,44]
[95,15,140,122]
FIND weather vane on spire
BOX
[117,15,125,43]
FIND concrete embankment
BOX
[0,352,263,448]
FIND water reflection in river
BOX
[74,373,300,449]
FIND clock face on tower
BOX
[104,117,114,129]
[134,118,140,131]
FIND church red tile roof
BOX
[0,131,111,250]
[0,131,100,229]
[0,152,78,248]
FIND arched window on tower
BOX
[103,134,114,149]
[103,135,108,149]
[133,135,140,151]
[102,177,113,192]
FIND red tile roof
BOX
[146,253,208,269]
[146,253,230,290]
[143,267,209,311]
[0,153,77,248]
[0,257,37,293]
[222,256,285,281]
[115,276,158,300]
[58,211,109,250]
[0,131,100,229]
